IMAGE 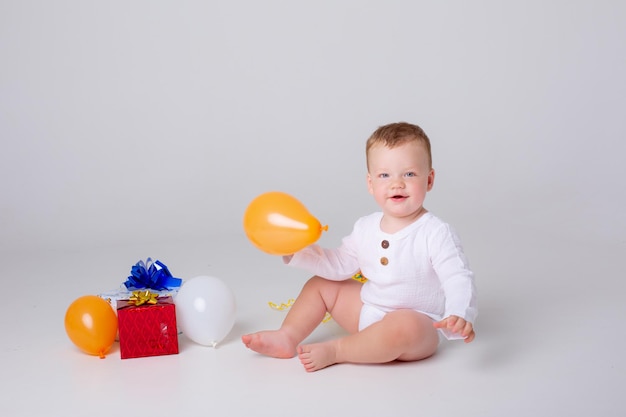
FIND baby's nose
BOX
[391,177,405,187]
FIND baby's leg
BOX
[298,309,439,372]
[242,276,362,358]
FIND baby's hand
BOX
[433,315,475,343]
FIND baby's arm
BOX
[428,223,477,342]
[284,241,360,281]
[433,316,475,343]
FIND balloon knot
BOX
[322,225,329,232]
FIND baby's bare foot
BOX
[297,342,339,372]
[241,330,296,358]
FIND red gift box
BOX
[117,294,179,359]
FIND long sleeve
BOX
[428,223,478,324]
[286,233,361,281]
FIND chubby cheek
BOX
[371,188,387,205]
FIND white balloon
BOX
[174,276,236,347]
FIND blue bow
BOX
[124,258,182,291]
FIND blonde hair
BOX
[366,122,432,169]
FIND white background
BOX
[1,1,625,416]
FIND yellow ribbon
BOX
[128,290,159,306]
[268,298,295,311]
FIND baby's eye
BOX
[404,172,417,178]
[379,173,389,179]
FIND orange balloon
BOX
[243,191,328,255]
[64,295,118,358]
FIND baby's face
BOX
[366,141,434,228]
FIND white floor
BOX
[1,231,624,417]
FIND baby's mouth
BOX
[390,195,407,201]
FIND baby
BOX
[242,122,477,372]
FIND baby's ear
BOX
[427,169,435,191]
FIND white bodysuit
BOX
[286,212,477,340]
